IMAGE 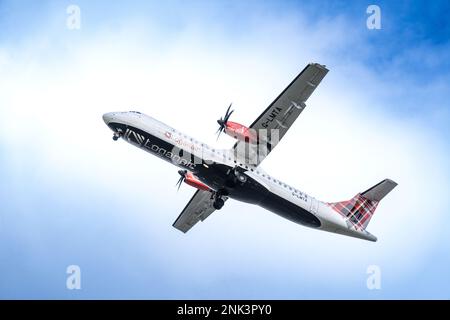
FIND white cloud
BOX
[0,5,449,296]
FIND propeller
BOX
[175,170,187,191]
[216,103,234,140]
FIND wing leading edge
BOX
[233,63,329,166]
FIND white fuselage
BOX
[103,111,376,241]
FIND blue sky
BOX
[0,0,449,299]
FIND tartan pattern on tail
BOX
[327,194,378,230]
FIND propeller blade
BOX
[216,119,224,131]
[216,103,234,140]
[176,170,187,191]
[176,176,183,191]
[224,103,234,122]
[225,103,232,116]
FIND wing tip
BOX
[310,62,328,71]
[173,224,189,233]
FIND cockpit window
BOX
[130,111,141,114]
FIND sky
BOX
[0,0,449,299]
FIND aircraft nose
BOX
[102,113,114,125]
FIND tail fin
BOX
[328,179,397,230]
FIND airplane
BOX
[102,63,397,242]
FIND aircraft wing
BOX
[233,63,328,166]
[172,190,227,233]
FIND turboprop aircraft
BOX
[103,63,397,241]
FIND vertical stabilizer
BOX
[328,179,398,230]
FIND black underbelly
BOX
[227,176,321,229]
[259,191,321,228]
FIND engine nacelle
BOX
[184,172,211,192]
[224,121,257,143]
